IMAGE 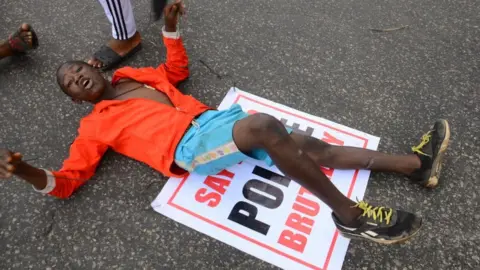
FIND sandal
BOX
[91,43,143,71]
[8,24,39,55]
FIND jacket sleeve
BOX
[34,136,108,199]
[156,27,189,86]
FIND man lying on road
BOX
[0,2,450,245]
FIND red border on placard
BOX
[167,94,369,270]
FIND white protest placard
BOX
[152,88,380,270]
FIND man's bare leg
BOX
[290,133,421,175]
[233,114,449,244]
[289,119,450,189]
[233,114,362,226]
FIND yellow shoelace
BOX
[411,131,432,156]
[353,201,393,225]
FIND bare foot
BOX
[0,23,36,58]
[88,31,142,68]
[18,23,34,47]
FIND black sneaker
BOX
[410,119,450,188]
[332,201,422,244]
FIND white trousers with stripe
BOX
[98,0,137,40]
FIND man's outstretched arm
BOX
[2,154,48,190]
[1,137,108,199]
[157,1,189,86]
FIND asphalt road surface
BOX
[1,0,479,269]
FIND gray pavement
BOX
[1,0,479,269]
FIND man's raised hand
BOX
[0,149,23,179]
[164,0,185,32]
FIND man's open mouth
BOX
[81,78,93,90]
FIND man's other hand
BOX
[0,149,23,179]
[164,0,185,32]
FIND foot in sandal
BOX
[0,23,39,60]
[87,31,142,71]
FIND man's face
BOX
[57,61,108,102]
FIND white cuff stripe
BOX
[162,26,181,39]
[33,169,56,194]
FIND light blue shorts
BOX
[174,104,287,175]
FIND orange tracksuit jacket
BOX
[39,31,210,198]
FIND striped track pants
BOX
[98,0,137,40]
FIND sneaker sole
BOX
[339,223,422,245]
[424,119,450,188]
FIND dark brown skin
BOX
[0,1,422,226]
[0,24,35,59]
[87,0,184,68]
[62,1,185,106]
[0,1,186,191]
[87,32,142,69]
[233,117,421,225]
